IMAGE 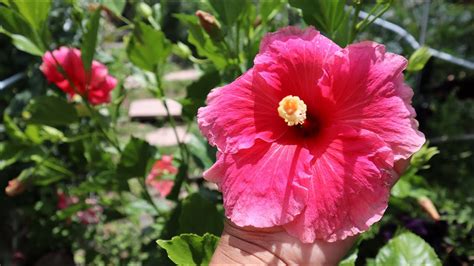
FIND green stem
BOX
[49,51,122,153]
[349,4,361,44]
[153,71,189,162]
[83,102,122,153]
[138,177,163,216]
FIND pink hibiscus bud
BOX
[40,47,117,105]
[5,178,25,197]
[195,10,223,42]
[417,196,441,221]
[198,26,425,243]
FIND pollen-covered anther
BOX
[277,95,307,126]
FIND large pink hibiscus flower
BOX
[198,26,425,243]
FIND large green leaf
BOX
[260,0,285,23]
[0,29,43,56]
[116,137,155,181]
[174,14,226,69]
[0,6,45,54]
[375,232,441,266]
[289,0,347,39]
[182,70,220,121]
[25,96,78,126]
[157,233,219,265]
[187,134,214,170]
[178,193,224,236]
[81,8,101,72]
[126,22,171,72]
[8,0,51,31]
[207,0,248,26]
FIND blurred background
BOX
[0,0,473,265]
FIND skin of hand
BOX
[210,159,409,265]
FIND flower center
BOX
[277,95,307,126]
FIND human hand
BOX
[210,159,410,265]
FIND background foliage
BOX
[0,0,473,265]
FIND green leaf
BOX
[174,14,226,69]
[410,144,439,169]
[289,0,347,39]
[157,233,219,265]
[25,96,78,126]
[81,8,101,71]
[117,137,155,181]
[8,0,51,31]
[207,0,248,26]
[0,29,43,56]
[339,249,358,266]
[375,232,441,266]
[178,193,224,236]
[407,47,432,72]
[0,142,27,170]
[260,0,285,23]
[182,70,221,121]
[187,135,214,170]
[126,22,171,72]
[0,6,45,54]
[3,113,28,143]
[98,0,125,16]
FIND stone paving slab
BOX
[128,98,182,118]
[163,69,200,82]
[145,126,190,147]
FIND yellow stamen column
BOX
[277,95,307,126]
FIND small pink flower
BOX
[57,192,102,224]
[41,47,117,105]
[146,155,177,197]
[198,26,425,242]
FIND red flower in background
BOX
[57,191,102,225]
[146,155,177,197]
[41,47,117,105]
[198,26,425,242]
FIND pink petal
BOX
[253,26,340,113]
[322,42,425,160]
[284,126,395,242]
[198,69,288,153]
[151,180,174,197]
[205,140,312,227]
[40,47,86,94]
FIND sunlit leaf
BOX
[289,0,347,39]
[8,0,51,31]
[207,0,248,26]
[0,6,45,54]
[126,22,171,72]
[407,46,432,72]
[81,8,101,71]
[174,14,226,69]
[375,231,441,266]
[157,233,219,265]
